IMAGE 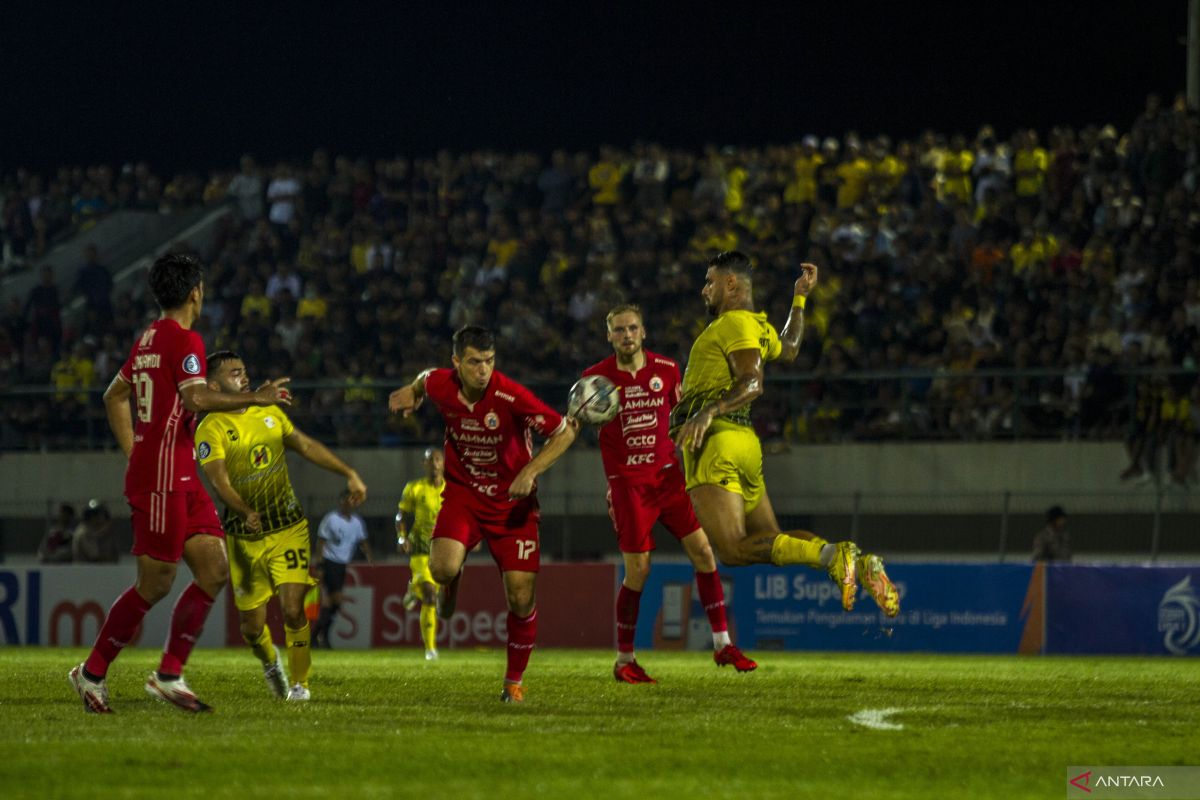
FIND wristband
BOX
[792,295,807,309]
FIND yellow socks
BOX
[244,626,276,665]
[770,534,827,568]
[286,623,312,688]
[421,603,438,652]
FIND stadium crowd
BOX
[1,94,1198,478]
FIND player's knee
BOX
[626,558,651,586]
[239,619,264,642]
[505,586,535,616]
[430,564,458,585]
[282,608,306,630]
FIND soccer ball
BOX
[568,375,620,425]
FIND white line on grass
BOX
[847,708,905,731]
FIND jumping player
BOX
[584,304,756,682]
[387,325,579,703]
[69,254,291,713]
[671,251,899,617]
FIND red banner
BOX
[223,563,617,650]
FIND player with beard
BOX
[584,304,756,682]
[670,251,900,618]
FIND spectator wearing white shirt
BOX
[266,262,302,303]
[267,165,301,227]
[226,155,264,221]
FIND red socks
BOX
[504,608,537,684]
[616,584,641,655]
[158,583,215,677]
[85,586,152,678]
[695,570,729,634]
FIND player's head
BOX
[423,447,445,481]
[606,304,645,359]
[451,325,496,393]
[702,250,753,315]
[339,488,355,513]
[148,253,205,313]
[206,350,249,393]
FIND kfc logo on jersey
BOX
[621,411,657,434]
[625,434,657,449]
[461,446,498,464]
[626,454,656,466]
[484,411,500,430]
[182,354,201,375]
[649,375,664,393]
[197,442,211,459]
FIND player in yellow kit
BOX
[397,447,445,660]
[197,351,367,701]
[670,251,899,616]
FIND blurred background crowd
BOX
[2,93,1197,480]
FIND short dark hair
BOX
[709,250,753,278]
[207,350,242,373]
[452,325,495,357]
[148,253,205,310]
[1045,505,1067,523]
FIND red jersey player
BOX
[388,325,579,703]
[68,254,292,714]
[583,304,756,682]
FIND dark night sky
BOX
[0,2,1188,173]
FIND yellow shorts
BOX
[682,421,766,512]
[226,519,316,612]
[408,554,437,589]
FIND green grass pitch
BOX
[2,647,1198,799]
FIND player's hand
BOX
[254,378,292,406]
[674,406,716,453]
[388,384,422,416]
[794,262,819,297]
[346,472,367,506]
[243,510,262,533]
[508,468,536,500]
[401,539,412,555]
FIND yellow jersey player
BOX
[397,447,446,660]
[197,350,367,701]
[670,250,899,617]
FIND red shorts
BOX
[607,464,701,553]
[129,490,224,563]
[432,484,541,572]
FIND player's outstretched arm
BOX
[777,262,819,362]
[508,417,581,499]
[283,428,367,505]
[388,369,431,416]
[673,350,765,453]
[103,373,135,457]
[199,459,262,533]
[180,378,292,413]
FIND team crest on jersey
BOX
[649,375,664,392]
[484,411,500,430]
[264,416,277,429]
[250,444,273,469]
[197,442,211,459]
[183,354,201,375]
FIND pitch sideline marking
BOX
[847,707,905,731]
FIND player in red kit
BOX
[388,325,579,703]
[584,304,756,683]
[68,254,292,714]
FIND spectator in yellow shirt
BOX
[784,135,823,206]
[835,140,871,209]
[868,136,906,203]
[1014,129,1048,202]
[52,340,95,404]
[240,279,271,320]
[938,135,974,203]
[589,146,626,206]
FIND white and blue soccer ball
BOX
[568,375,621,425]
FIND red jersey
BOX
[116,318,208,495]
[425,367,565,503]
[583,349,682,480]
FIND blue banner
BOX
[1046,565,1200,655]
[630,562,1038,654]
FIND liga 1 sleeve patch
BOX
[183,353,202,375]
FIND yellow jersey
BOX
[398,477,445,556]
[197,405,304,538]
[671,309,782,432]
